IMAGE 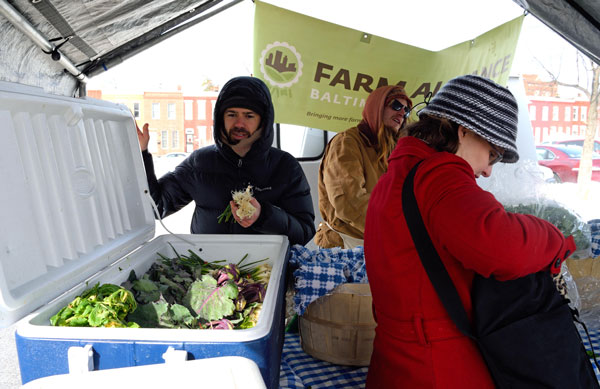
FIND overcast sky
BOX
[87,0,583,95]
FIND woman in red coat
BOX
[364,75,575,388]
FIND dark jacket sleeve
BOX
[142,150,193,219]
[251,157,316,246]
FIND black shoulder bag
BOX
[402,161,599,388]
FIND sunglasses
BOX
[488,144,504,166]
[389,99,411,119]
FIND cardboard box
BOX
[299,283,376,366]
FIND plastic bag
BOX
[558,262,581,311]
[575,275,600,329]
[482,159,547,206]
[505,202,592,259]
[484,160,592,259]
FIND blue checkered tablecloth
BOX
[590,219,600,258]
[279,332,368,389]
[289,245,368,316]
[280,325,600,388]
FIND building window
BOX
[550,126,557,134]
[184,100,193,120]
[161,130,168,149]
[198,100,206,120]
[565,107,571,122]
[172,130,179,148]
[529,105,536,120]
[152,103,160,119]
[573,106,579,121]
[581,106,587,122]
[133,102,140,118]
[573,125,579,134]
[168,103,176,120]
[541,106,549,121]
[552,106,559,121]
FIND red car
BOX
[552,138,600,153]
[536,144,600,183]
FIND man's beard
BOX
[225,127,251,145]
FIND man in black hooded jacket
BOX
[137,76,315,246]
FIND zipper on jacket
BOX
[238,159,242,167]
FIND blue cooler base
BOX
[16,260,287,389]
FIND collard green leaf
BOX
[133,278,159,293]
[184,275,238,321]
[127,301,169,328]
[170,304,196,327]
[132,278,160,303]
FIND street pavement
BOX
[0,323,21,388]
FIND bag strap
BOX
[401,161,474,338]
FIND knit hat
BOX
[418,75,519,163]
[217,80,268,118]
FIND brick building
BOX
[88,88,218,155]
[527,97,589,143]
[141,91,185,155]
[184,93,219,150]
[522,74,558,97]
[523,74,594,143]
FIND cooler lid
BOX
[0,81,155,327]
[21,356,266,388]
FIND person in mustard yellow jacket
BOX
[314,85,412,248]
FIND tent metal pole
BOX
[0,0,88,83]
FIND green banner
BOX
[253,1,524,132]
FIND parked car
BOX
[552,138,600,153]
[160,152,190,158]
[536,144,600,183]
[154,152,190,176]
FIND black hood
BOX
[213,76,275,158]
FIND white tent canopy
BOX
[0,0,598,96]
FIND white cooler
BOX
[0,81,288,388]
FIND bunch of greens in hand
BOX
[217,185,256,223]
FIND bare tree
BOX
[201,78,219,92]
[538,53,600,199]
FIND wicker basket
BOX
[298,283,376,366]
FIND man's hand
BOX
[136,122,150,151]
[230,198,261,228]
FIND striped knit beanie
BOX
[418,75,519,163]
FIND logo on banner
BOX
[259,42,303,88]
